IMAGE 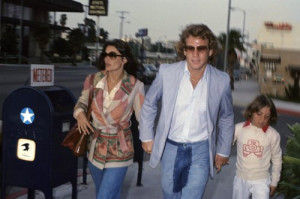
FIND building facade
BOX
[0,0,83,63]
[255,21,300,98]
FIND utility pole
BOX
[83,5,89,36]
[19,0,24,64]
[224,0,232,72]
[0,0,2,52]
[116,11,129,39]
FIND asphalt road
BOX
[0,64,97,120]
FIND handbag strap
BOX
[86,74,95,121]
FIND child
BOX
[232,95,282,199]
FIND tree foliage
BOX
[68,28,85,66]
[275,123,300,199]
[33,25,51,63]
[84,18,96,42]
[60,14,67,27]
[218,29,245,52]
[1,25,18,55]
[99,28,109,43]
[51,37,69,57]
[217,29,245,89]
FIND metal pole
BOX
[96,15,100,63]
[116,11,129,39]
[242,10,246,44]
[241,10,246,62]
[224,0,232,72]
[140,37,144,64]
[231,7,246,61]
[119,16,123,39]
[232,7,246,43]
[0,0,2,52]
[19,0,24,64]
[83,5,88,36]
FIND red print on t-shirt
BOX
[243,139,264,158]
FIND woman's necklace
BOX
[107,75,122,93]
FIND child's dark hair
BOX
[243,95,277,125]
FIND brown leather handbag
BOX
[62,74,94,157]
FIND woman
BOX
[74,39,145,199]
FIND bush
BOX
[275,123,300,199]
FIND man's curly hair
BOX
[176,24,217,63]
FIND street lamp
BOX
[116,11,129,39]
[231,7,246,44]
[224,2,247,71]
[224,0,232,72]
[231,6,247,65]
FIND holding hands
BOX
[215,154,229,173]
[142,141,154,154]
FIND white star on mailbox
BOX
[21,108,35,124]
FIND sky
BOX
[54,0,300,43]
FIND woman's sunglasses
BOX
[101,52,123,60]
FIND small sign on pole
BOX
[137,28,148,37]
[30,64,54,87]
[89,0,108,16]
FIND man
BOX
[139,24,234,199]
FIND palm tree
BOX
[218,29,245,90]
[99,28,109,43]
[84,18,96,42]
[60,14,67,27]
[275,123,300,198]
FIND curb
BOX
[277,108,300,117]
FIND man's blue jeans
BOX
[161,139,210,199]
[88,161,128,199]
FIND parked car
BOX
[233,69,240,81]
[273,74,285,83]
[137,64,158,85]
[239,67,252,79]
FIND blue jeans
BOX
[88,161,128,199]
[161,139,210,199]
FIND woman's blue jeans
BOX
[88,161,128,199]
[161,139,210,199]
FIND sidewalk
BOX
[5,78,298,199]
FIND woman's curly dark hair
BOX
[243,95,278,125]
[97,39,139,77]
[176,24,218,63]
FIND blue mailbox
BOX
[1,86,78,199]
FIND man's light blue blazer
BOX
[139,61,234,177]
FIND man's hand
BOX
[142,141,153,154]
[214,154,229,173]
[270,185,276,197]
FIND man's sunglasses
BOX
[101,52,123,59]
[184,45,209,53]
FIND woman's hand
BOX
[76,111,94,135]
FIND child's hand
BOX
[270,185,276,196]
[214,154,229,173]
